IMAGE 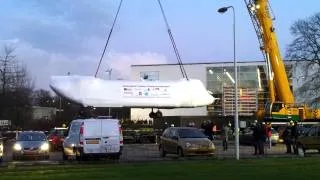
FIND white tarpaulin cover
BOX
[49,75,215,108]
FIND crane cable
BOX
[95,0,123,78]
[157,0,189,80]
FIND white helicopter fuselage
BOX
[49,75,215,108]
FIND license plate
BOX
[86,140,99,144]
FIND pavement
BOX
[1,141,319,167]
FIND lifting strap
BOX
[95,0,123,77]
[157,0,189,80]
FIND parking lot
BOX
[2,140,319,167]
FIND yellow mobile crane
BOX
[244,0,320,122]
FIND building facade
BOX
[32,106,57,121]
[130,61,293,121]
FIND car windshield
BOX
[178,129,206,138]
[17,133,46,141]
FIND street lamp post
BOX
[218,6,239,160]
[106,67,113,116]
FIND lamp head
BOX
[218,7,229,13]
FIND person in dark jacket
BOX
[253,122,266,155]
[282,121,294,154]
[252,121,259,155]
[258,123,266,155]
[203,120,214,141]
[291,121,299,154]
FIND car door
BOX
[315,126,320,150]
[304,126,318,150]
[160,129,170,152]
[167,129,179,153]
[63,122,81,156]
[101,119,120,153]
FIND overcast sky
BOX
[0,0,319,90]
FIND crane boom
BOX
[245,0,320,122]
[250,0,294,103]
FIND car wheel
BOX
[159,146,166,157]
[112,153,120,160]
[177,147,184,157]
[12,155,16,161]
[62,150,68,160]
[76,154,82,161]
[76,153,88,161]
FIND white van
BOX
[62,118,123,160]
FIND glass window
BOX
[272,103,283,112]
[18,133,46,141]
[70,122,81,135]
[178,129,206,138]
[308,127,318,136]
[140,71,159,81]
[169,128,178,138]
[162,129,170,137]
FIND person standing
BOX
[253,122,266,155]
[212,124,217,140]
[204,120,214,141]
[252,121,259,155]
[291,121,299,154]
[258,122,266,155]
[265,122,272,149]
[282,121,293,154]
[221,123,231,151]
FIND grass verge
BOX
[0,157,319,180]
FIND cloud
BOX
[0,39,168,90]
[0,1,168,91]
[105,51,168,79]
[0,0,114,56]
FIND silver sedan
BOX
[12,131,50,160]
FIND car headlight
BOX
[13,143,22,151]
[41,143,49,151]
[185,142,191,148]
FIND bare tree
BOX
[0,45,34,128]
[32,89,54,106]
[0,45,16,94]
[286,12,320,106]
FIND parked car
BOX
[0,137,3,162]
[48,127,68,151]
[239,127,279,146]
[12,131,50,160]
[63,118,123,160]
[159,127,215,157]
[296,124,320,157]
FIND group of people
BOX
[250,120,272,155]
[250,120,300,155]
[201,120,232,151]
[200,120,217,141]
[194,119,300,155]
